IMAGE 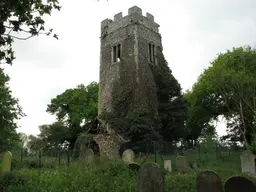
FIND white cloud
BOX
[3,0,256,136]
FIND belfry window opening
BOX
[113,44,121,63]
[149,43,155,63]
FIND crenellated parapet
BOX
[101,6,160,36]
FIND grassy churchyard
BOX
[1,148,256,192]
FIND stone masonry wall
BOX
[98,6,163,117]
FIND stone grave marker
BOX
[122,149,135,163]
[240,150,255,174]
[137,162,164,192]
[128,162,140,172]
[225,176,256,192]
[176,156,191,172]
[196,170,223,192]
[192,162,198,169]
[1,151,12,174]
[164,160,172,172]
[85,149,94,164]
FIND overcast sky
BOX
[3,0,256,136]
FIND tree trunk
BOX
[239,100,250,149]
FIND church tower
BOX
[98,6,163,118]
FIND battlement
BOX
[101,6,160,35]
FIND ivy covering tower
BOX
[95,6,186,159]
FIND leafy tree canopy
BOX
[0,68,24,151]
[46,81,98,148]
[0,0,61,65]
[186,46,256,148]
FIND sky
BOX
[3,0,256,136]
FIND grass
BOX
[0,151,255,192]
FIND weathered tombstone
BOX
[1,151,12,174]
[192,162,198,169]
[196,171,223,192]
[137,162,164,192]
[240,150,255,174]
[122,149,135,163]
[129,162,140,172]
[225,176,256,192]
[85,149,94,164]
[176,156,191,172]
[164,160,172,172]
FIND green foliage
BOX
[149,51,187,142]
[46,82,98,148]
[0,0,61,65]
[73,132,94,157]
[186,46,256,147]
[26,135,43,152]
[100,51,187,151]
[0,68,24,152]
[2,161,136,192]
[2,152,256,192]
[38,122,70,149]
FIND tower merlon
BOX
[100,6,160,36]
[128,6,142,15]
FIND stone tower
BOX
[98,6,164,117]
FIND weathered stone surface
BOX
[1,151,12,174]
[240,150,255,174]
[164,160,172,172]
[196,171,223,192]
[137,162,164,192]
[176,156,191,172]
[225,176,256,192]
[98,6,162,116]
[122,149,135,163]
[93,134,122,160]
[129,162,140,172]
[85,149,94,164]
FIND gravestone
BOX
[1,151,12,174]
[176,156,191,172]
[164,160,172,172]
[192,162,198,169]
[137,162,164,192]
[196,171,223,192]
[129,162,140,172]
[225,176,256,192]
[122,149,135,163]
[240,150,255,174]
[85,149,94,164]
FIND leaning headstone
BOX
[128,162,140,172]
[225,176,256,192]
[176,156,191,172]
[164,160,172,172]
[196,171,223,192]
[137,162,164,192]
[1,151,12,174]
[85,149,94,164]
[122,149,135,163]
[240,150,255,174]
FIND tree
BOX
[0,0,61,65]
[26,134,43,153]
[0,68,24,152]
[46,82,98,148]
[187,46,256,149]
[38,122,70,149]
